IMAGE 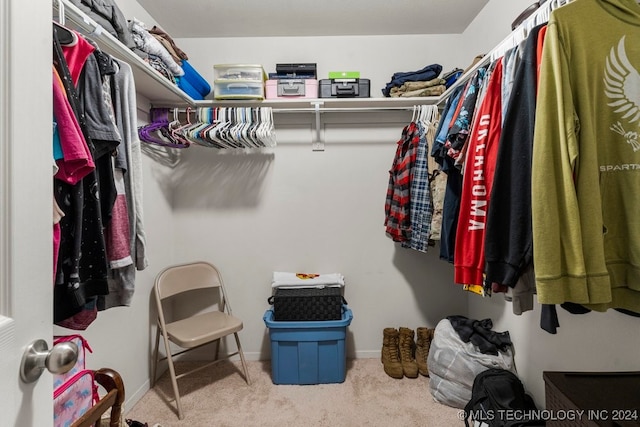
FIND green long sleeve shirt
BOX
[532,0,640,312]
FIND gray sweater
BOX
[99,59,148,310]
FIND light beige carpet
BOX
[124,359,462,427]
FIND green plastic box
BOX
[328,71,361,79]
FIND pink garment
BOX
[61,31,95,86]
[53,67,94,184]
[55,304,97,331]
[106,169,133,268]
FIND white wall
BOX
[167,32,472,360]
[460,0,533,62]
[463,0,640,406]
[179,34,464,102]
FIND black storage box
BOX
[319,78,370,98]
[268,287,347,321]
[543,371,640,427]
[275,63,317,78]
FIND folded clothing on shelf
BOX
[272,271,345,288]
[443,68,464,88]
[382,63,442,97]
[129,17,184,77]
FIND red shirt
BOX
[454,58,504,285]
[61,30,95,86]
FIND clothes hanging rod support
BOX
[53,0,104,36]
[57,0,66,26]
[312,101,324,151]
[272,106,416,113]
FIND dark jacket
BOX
[484,24,546,286]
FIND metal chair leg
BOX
[151,326,161,388]
[234,333,251,385]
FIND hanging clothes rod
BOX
[437,0,573,104]
[174,104,418,149]
[168,104,437,149]
[173,105,420,115]
[271,107,415,113]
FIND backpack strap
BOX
[463,368,501,427]
[463,390,478,427]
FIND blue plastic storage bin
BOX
[263,306,353,385]
[176,76,205,100]
[181,60,212,96]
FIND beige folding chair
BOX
[151,261,251,420]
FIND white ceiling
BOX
[135,0,490,38]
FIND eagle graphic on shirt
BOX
[604,35,640,151]
[604,36,640,152]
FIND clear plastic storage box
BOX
[214,79,265,100]
[214,64,266,81]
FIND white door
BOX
[0,0,56,425]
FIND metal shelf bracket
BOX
[312,101,324,151]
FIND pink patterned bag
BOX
[53,335,93,390]
[53,335,97,427]
[53,369,98,427]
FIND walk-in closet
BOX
[2,0,639,425]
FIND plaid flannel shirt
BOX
[385,122,420,242]
[401,123,434,252]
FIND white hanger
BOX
[209,107,232,149]
[242,107,256,148]
[268,108,277,147]
[260,107,275,148]
[428,105,437,125]
[257,108,266,147]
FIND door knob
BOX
[20,339,78,383]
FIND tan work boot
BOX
[398,327,419,378]
[381,328,403,379]
[415,327,435,376]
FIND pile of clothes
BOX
[69,0,210,100]
[128,18,211,100]
[382,64,463,98]
[129,18,185,81]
